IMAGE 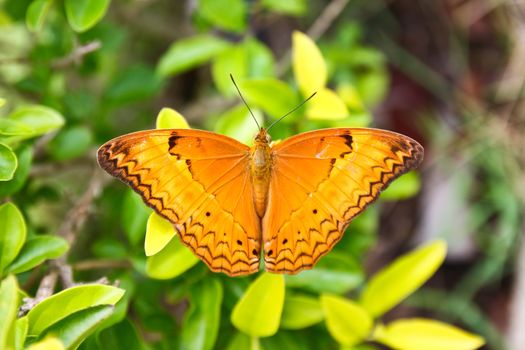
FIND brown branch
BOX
[18,271,57,317]
[306,0,350,40]
[51,167,110,288]
[51,40,102,69]
[73,259,132,271]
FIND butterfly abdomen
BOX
[251,136,272,218]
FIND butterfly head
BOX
[254,128,272,145]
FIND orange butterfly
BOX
[98,124,423,276]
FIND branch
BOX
[53,167,110,288]
[51,40,102,69]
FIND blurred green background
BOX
[0,0,523,349]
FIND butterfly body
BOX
[98,127,423,276]
[251,129,273,217]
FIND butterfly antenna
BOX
[230,74,261,130]
[267,92,317,131]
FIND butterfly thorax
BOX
[251,129,272,217]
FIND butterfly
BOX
[98,125,423,276]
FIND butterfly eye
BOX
[265,134,271,143]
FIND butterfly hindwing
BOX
[263,128,424,274]
[98,129,261,276]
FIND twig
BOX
[18,271,57,317]
[51,40,102,69]
[73,259,132,271]
[508,217,525,349]
[306,0,350,40]
[52,167,110,288]
[57,168,108,245]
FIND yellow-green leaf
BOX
[0,275,18,349]
[373,318,485,350]
[380,171,421,201]
[0,202,26,274]
[360,240,447,317]
[27,284,124,336]
[0,98,5,108]
[292,31,327,96]
[64,0,110,32]
[321,294,373,346]
[0,143,17,181]
[27,336,65,350]
[238,78,300,120]
[144,212,176,256]
[26,0,53,32]
[281,294,324,329]
[146,236,199,279]
[156,108,190,129]
[231,273,285,337]
[306,88,348,120]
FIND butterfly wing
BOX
[263,128,424,273]
[98,129,261,276]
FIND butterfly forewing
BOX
[263,128,424,274]
[97,129,261,276]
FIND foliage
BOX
[0,1,495,349]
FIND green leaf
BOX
[0,143,17,181]
[95,319,144,350]
[0,202,26,275]
[7,236,68,274]
[212,46,248,97]
[238,79,300,120]
[27,284,125,336]
[6,105,65,141]
[214,104,262,145]
[0,144,33,197]
[0,275,18,350]
[261,0,306,15]
[0,119,33,136]
[145,236,199,279]
[105,65,163,105]
[226,332,260,350]
[198,0,246,33]
[212,38,274,97]
[181,278,223,350]
[285,252,363,294]
[245,38,275,78]
[231,273,285,337]
[121,190,151,247]
[64,0,110,32]
[26,0,53,32]
[144,212,176,257]
[357,68,389,107]
[156,108,190,129]
[360,240,447,317]
[380,171,421,201]
[157,35,230,77]
[373,318,485,350]
[41,305,114,350]
[8,316,28,350]
[47,126,93,161]
[280,294,324,329]
[321,294,373,346]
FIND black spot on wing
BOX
[339,133,354,158]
